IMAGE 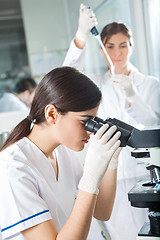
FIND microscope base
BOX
[138,237,160,240]
[138,222,160,240]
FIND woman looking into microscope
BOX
[0,66,121,240]
[63,4,160,240]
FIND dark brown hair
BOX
[14,77,37,94]
[1,66,102,150]
[101,22,134,47]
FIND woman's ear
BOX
[129,45,133,57]
[45,105,58,124]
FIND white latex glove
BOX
[111,74,135,103]
[75,4,97,42]
[108,147,122,170]
[78,124,121,195]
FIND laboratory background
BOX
[0,0,159,167]
[0,0,159,140]
[0,0,160,239]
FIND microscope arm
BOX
[101,117,160,148]
[127,128,160,148]
[85,117,160,148]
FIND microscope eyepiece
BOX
[84,117,134,147]
[85,117,160,148]
[85,119,103,134]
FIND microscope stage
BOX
[128,178,160,208]
[138,222,160,239]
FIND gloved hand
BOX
[108,147,122,170]
[75,4,97,42]
[78,124,121,195]
[110,74,135,103]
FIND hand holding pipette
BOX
[77,4,115,75]
[76,4,98,42]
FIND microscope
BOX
[85,117,160,240]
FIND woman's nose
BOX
[86,131,93,136]
[114,47,121,57]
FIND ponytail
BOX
[0,117,33,151]
[1,67,102,151]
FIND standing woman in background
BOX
[0,66,121,240]
[63,4,160,240]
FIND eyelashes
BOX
[80,115,97,127]
[106,45,127,49]
[81,120,88,125]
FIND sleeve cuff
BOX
[1,210,52,239]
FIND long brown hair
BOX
[1,66,102,151]
[101,22,134,47]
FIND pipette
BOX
[90,27,115,75]
[82,5,115,75]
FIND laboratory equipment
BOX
[85,117,160,239]
[128,148,160,240]
[82,5,115,75]
[84,116,160,148]
[91,27,115,75]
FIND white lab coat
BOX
[0,137,108,240]
[63,40,160,240]
[0,138,83,239]
[0,92,28,112]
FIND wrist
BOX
[74,37,86,49]
[126,88,135,104]
[78,173,100,195]
[75,29,88,42]
[108,157,119,170]
[126,93,135,105]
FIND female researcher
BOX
[63,5,160,240]
[0,66,121,240]
[0,77,37,112]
